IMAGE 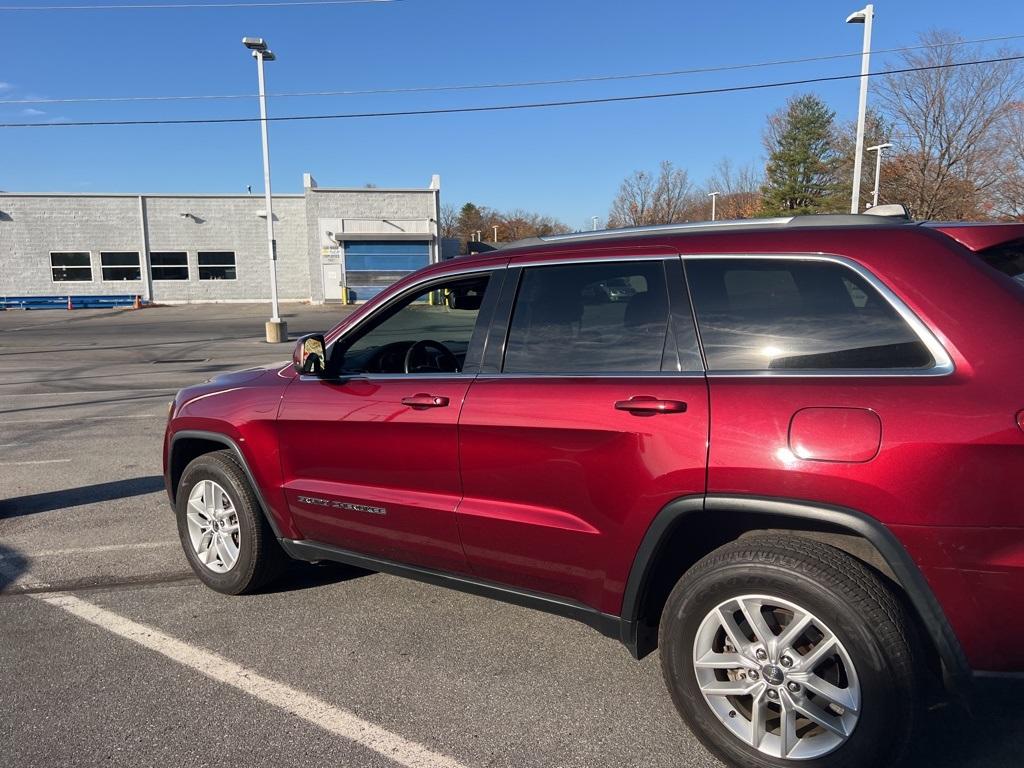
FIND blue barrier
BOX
[0,294,143,310]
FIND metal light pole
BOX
[243,37,286,343]
[847,4,874,214]
[592,216,599,231]
[708,191,720,221]
[866,142,893,208]
[492,225,499,243]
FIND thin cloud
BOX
[21,107,45,116]
[0,82,13,92]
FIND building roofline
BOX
[0,192,306,199]
[306,187,436,194]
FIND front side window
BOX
[686,258,934,371]
[198,251,236,280]
[333,274,490,375]
[100,252,141,281]
[50,252,92,282]
[503,260,672,374]
[151,252,189,281]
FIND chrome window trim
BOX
[475,372,706,380]
[682,253,955,378]
[298,373,475,382]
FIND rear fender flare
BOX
[620,494,971,695]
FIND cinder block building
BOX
[0,173,442,304]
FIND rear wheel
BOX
[175,450,287,594]
[659,535,921,768]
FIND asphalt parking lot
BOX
[2,303,1023,768]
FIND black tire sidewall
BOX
[661,561,912,768]
[175,456,261,594]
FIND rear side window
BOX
[686,258,934,371]
[503,260,672,373]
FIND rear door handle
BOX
[614,396,687,415]
[401,393,450,409]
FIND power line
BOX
[3,54,1022,129]
[0,0,396,10]
[4,32,1023,106]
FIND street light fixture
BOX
[708,191,720,221]
[243,36,286,343]
[846,4,874,214]
[866,142,893,208]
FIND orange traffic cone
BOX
[67,295,73,311]
[133,295,142,310]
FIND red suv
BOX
[164,212,1024,768]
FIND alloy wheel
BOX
[185,479,241,573]
[692,594,861,760]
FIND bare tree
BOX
[705,157,764,219]
[607,161,697,227]
[497,209,571,241]
[439,203,460,240]
[991,104,1024,220]
[878,31,1024,219]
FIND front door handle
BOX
[401,393,450,409]
[614,396,687,415]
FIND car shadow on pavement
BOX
[0,476,165,519]
[909,680,1024,766]
[264,561,373,594]
[0,544,27,591]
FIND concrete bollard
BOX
[265,319,288,343]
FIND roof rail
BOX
[503,211,912,250]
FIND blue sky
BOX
[1,0,1023,228]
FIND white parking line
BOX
[33,593,471,768]
[0,389,177,397]
[0,413,158,425]
[0,541,174,562]
[0,459,72,467]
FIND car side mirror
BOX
[293,334,327,376]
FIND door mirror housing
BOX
[293,334,327,376]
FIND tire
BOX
[659,534,921,768]
[175,449,287,594]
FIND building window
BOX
[198,251,236,280]
[50,252,92,282]
[151,252,189,281]
[100,252,142,281]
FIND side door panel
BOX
[456,256,709,614]
[278,376,471,572]
[276,268,502,574]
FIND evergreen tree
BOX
[760,94,842,216]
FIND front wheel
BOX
[659,535,922,768]
[175,450,287,594]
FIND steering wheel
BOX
[403,339,458,374]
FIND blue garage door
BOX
[343,241,431,302]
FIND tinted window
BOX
[50,252,92,282]
[198,252,236,280]
[335,274,490,374]
[503,261,671,373]
[100,252,141,281]
[687,258,934,371]
[978,238,1024,287]
[151,252,189,281]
